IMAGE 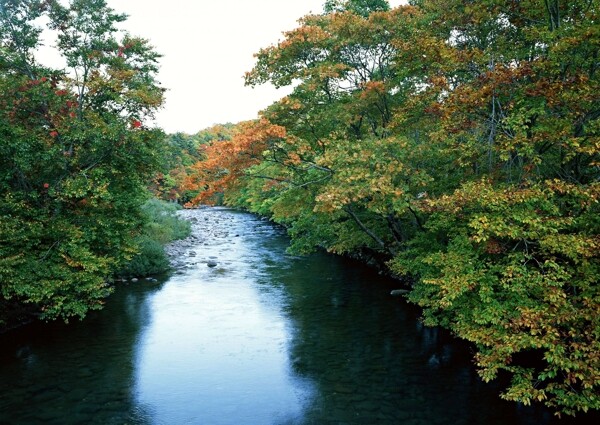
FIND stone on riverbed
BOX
[207,261,218,268]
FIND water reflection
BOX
[131,209,311,424]
[0,278,164,425]
[0,208,598,425]
[273,257,515,424]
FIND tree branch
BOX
[344,205,396,256]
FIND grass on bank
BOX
[119,198,191,278]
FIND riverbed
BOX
[0,208,596,424]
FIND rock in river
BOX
[207,261,218,268]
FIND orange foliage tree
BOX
[182,119,286,205]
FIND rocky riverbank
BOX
[164,207,246,271]
[166,207,409,287]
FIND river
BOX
[0,208,596,424]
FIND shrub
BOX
[120,199,191,277]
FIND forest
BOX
[1,0,599,417]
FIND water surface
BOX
[0,208,596,424]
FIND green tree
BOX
[389,0,600,415]
[324,0,390,16]
[0,0,165,325]
[242,5,428,258]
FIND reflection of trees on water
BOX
[0,280,166,425]
[2,211,596,425]
[271,254,563,425]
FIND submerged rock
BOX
[207,261,218,268]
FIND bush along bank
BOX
[118,199,191,280]
[0,199,191,333]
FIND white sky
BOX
[42,1,405,134]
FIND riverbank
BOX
[164,206,244,270]
[2,207,598,424]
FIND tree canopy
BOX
[183,0,600,416]
[0,0,165,323]
[1,0,598,417]
[323,0,390,16]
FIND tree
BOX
[182,119,286,206]
[324,0,390,16]
[182,0,599,415]
[393,0,600,415]
[242,5,430,257]
[0,0,165,325]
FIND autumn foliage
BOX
[182,119,286,205]
[184,0,600,416]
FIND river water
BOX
[0,208,596,424]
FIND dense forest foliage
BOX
[1,0,598,417]
[150,125,234,204]
[0,0,174,326]
[181,0,600,416]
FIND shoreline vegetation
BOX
[0,1,184,332]
[165,1,599,416]
[1,0,598,417]
[0,199,191,334]
[117,199,191,279]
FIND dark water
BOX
[0,208,597,424]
